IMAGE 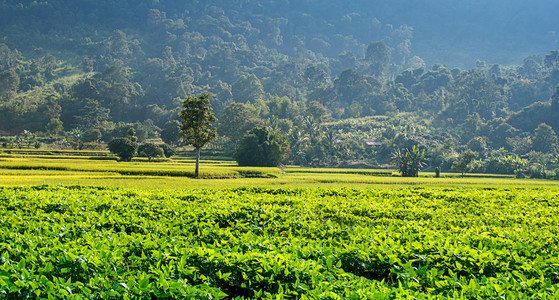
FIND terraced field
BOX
[0,150,557,189]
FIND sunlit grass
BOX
[1,166,558,190]
[285,166,396,176]
[0,152,558,190]
[0,157,279,178]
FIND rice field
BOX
[0,149,558,189]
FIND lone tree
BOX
[452,149,478,177]
[179,94,217,178]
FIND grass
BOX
[284,166,395,176]
[0,156,279,178]
[0,148,111,156]
[0,152,558,190]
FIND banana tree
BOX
[391,145,426,177]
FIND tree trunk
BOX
[195,147,200,178]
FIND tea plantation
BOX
[1,185,558,299]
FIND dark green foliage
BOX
[1,0,559,172]
[127,128,137,143]
[218,102,263,150]
[74,99,110,129]
[110,123,152,142]
[0,43,19,71]
[179,94,217,177]
[508,79,549,111]
[235,127,290,167]
[231,74,264,103]
[334,69,377,108]
[306,101,327,121]
[71,66,144,122]
[160,120,181,146]
[551,85,559,129]
[365,41,391,77]
[108,137,137,162]
[506,102,551,132]
[467,136,488,157]
[482,154,528,175]
[138,143,164,160]
[0,68,19,101]
[452,149,478,176]
[159,143,176,158]
[83,129,102,143]
[552,85,559,109]
[45,118,63,136]
[532,123,558,153]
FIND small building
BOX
[363,138,382,147]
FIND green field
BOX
[1,152,559,298]
[1,185,559,299]
[0,151,558,189]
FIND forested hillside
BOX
[1,0,559,174]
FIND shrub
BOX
[83,129,102,143]
[108,138,138,161]
[159,143,176,158]
[234,127,290,167]
[138,143,165,161]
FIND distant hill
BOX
[1,0,557,67]
[1,0,559,169]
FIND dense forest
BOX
[1,0,559,176]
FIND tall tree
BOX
[452,150,478,177]
[0,69,19,102]
[160,120,181,146]
[532,123,558,153]
[179,94,217,178]
[218,102,262,151]
[365,41,391,78]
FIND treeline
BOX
[1,1,559,176]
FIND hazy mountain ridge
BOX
[2,0,557,67]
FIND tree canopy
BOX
[235,127,290,167]
[179,94,217,177]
